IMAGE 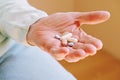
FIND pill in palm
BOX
[67,37,78,43]
[68,42,74,47]
[55,32,78,47]
[61,32,72,40]
[61,38,68,45]
[55,34,61,40]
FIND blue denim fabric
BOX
[0,42,76,80]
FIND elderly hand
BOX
[27,11,110,62]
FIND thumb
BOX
[68,11,110,25]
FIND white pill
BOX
[55,32,77,47]
[55,35,61,40]
[61,33,72,40]
[67,38,78,43]
[68,42,74,47]
[61,38,68,45]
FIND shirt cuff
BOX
[0,0,48,46]
[22,10,48,46]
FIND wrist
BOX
[26,25,36,46]
[26,17,46,46]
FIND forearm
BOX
[0,0,48,45]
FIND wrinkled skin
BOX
[27,11,110,62]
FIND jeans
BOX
[0,42,76,80]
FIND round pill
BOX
[55,35,61,40]
[68,42,74,47]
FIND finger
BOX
[73,43,97,56]
[80,35,103,50]
[40,37,61,50]
[64,48,87,62]
[50,47,69,60]
[41,34,69,60]
[37,36,68,60]
[68,11,110,25]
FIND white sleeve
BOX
[0,0,48,45]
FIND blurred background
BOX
[29,0,120,80]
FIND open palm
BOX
[27,11,110,62]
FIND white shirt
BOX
[0,0,48,57]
